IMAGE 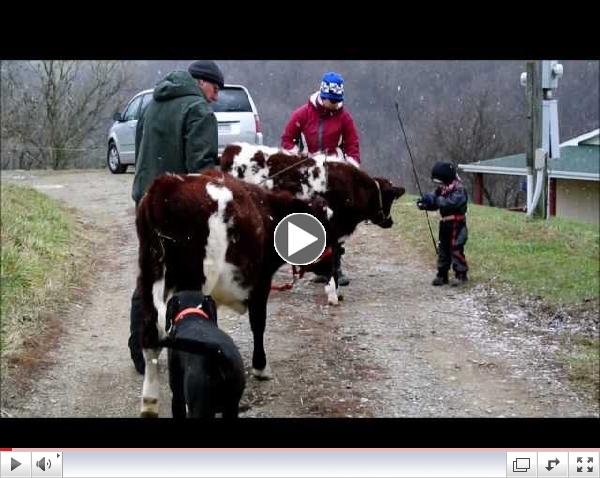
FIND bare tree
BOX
[1,60,133,169]
[3,60,596,173]
[429,89,526,207]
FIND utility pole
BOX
[521,60,563,218]
[524,61,543,217]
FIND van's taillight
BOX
[254,114,262,133]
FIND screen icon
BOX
[507,452,537,477]
[514,457,531,472]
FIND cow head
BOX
[370,178,405,228]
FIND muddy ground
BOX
[1,169,598,418]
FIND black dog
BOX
[163,291,245,418]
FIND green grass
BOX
[392,194,599,304]
[1,184,79,356]
[560,338,600,404]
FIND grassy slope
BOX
[1,184,90,358]
[392,195,599,304]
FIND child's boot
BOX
[450,271,468,287]
[432,270,449,286]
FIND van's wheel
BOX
[107,143,127,174]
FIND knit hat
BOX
[431,162,457,185]
[188,60,224,89]
[320,71,344,102]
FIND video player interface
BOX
[1,449,599,477]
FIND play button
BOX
[287,222,318,256]
[0,452,31,476]
[274,213,326,265]
[11,458,21,471]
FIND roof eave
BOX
[549,171,600,181]
[458,164,529,176]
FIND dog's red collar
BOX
[173,307,209,326]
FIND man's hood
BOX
[153,71,204,102]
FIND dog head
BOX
[165,290,217,335]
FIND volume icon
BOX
[36,457,51,471]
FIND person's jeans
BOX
[128,285,145,374]
[129,200,145,374]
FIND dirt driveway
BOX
[1,169,598,417]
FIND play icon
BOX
[274,213,326,265]
[0,453,31,476]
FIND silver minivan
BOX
[107,84,263,173]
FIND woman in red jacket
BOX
[281,71,360,167]
[281,71,360,285]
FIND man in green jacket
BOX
[131,61,223,203]
[129,60,224,374]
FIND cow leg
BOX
[140,289,170,417]
[334,246,344,302]
[140,347,162,417]
[248,287,273,380]
[325,245,341,305]
[325,276,340,305]
[139,274,162,417]
[139,267,171,418]
[136,202,168,417]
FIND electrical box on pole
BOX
[521,60,563,219]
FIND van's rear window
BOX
[212,88,253,113]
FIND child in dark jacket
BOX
[417,162,469,286]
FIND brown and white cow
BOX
[220,143,327,200]
[220,143,405,304]
[135,170,332,417]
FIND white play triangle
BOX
[287,221,318,256]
